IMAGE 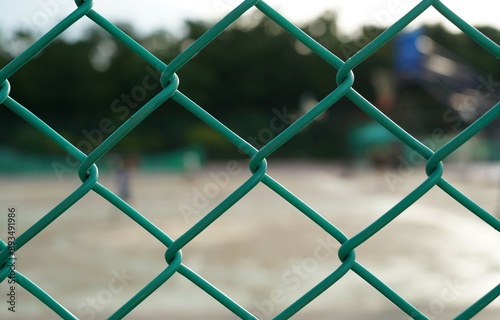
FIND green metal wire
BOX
[0,0,499,319]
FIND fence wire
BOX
[1,0,499,319]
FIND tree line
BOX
[1,12,499,159]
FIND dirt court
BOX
[0,161,499,319]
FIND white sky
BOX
[0,0,498,40]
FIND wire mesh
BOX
[0,1,499,319]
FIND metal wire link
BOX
[0,0,499,319]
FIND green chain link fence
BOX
[1,0,499,319]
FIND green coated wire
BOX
[0,0,498,319]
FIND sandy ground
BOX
[0,161,499,319]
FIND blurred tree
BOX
[0,16,498,159]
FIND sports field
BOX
[0,161,499,319]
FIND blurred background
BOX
[0,1,499,319]
[1,0,500,166]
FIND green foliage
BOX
[1,15,498,158]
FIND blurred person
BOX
[114,153,140,202]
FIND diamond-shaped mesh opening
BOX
[173,14,343,160]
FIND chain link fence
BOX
[1,0,499,319]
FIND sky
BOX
[0,0,499,40]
